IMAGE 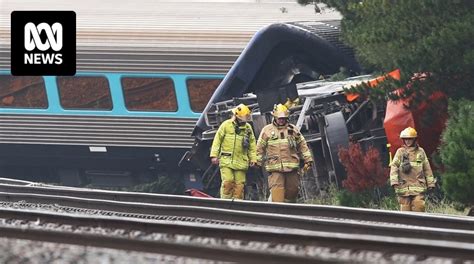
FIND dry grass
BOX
[307,185,469,216]
[425,199,469,216]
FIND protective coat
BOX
[210,119,257,170]
[256,123,312,172]
[390,146,435,196]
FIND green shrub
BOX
[337,189,374,208]
[378,195,399,211]
[439,99,474,206]
[336,187,398,209]
[308,184,340,205]
[133,175,184,194]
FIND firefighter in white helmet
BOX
[390,127,435,212]
[256,104,313,203]
[210,104,257,199]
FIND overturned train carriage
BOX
[1,1,332,186]
[182,21,389,199]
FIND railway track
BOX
[0,181,472,230]
[1,208,473,262]
[0,180,473,262]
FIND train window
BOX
[121,77,177,111]
[187,78,222,112]
[57,76,112,110]
[0,76,47,108]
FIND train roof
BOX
[192,20,362,136]
[0,0,341,74]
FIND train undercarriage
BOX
[181,76,390,200]
[178,21,391,199]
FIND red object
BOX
[339,143,388,193]
[384,91,447,157]
[185,188,214,198]
[348,69,448,158]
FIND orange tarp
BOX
[345,69,401,102]
[344,69,446,157]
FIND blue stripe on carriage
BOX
[0,70,224,118]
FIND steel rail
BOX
[1,208,473,261]
[0,183,472,230]
[0,226,318,263]
[0,179,32,186]
[0,191,473,244]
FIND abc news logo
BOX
[24,22,63,64]
[11,11,76,76]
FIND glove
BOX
[303,161,313,173]
[427,185,435,193]
[211,157,219,165]
[426,187,436,198]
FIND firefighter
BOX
[256,104,313,203]
[210,104,257,199]
[390,127,435,212]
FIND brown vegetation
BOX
[338,143,388,193]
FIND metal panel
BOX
[0,1,341,74]
[0,114,198,148]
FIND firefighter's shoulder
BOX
[417,146,426,153]
[288,123,302,135]
[260,123,275,136]
[393,147,404,157]
[217,119,234,133]
[220,119,233,127]
[262,123,274,131]
[416,146,427,158]
[245,122,253,129]
[288,123,299,131]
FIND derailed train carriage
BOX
[180,21,392,199]
[1,1,338,186]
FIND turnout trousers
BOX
[268,171,299,203]
[220,167,246,199]
[398,194,426,212]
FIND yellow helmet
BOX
[232,104,251,121]
[272,104,289,118]
[400,127,418,139]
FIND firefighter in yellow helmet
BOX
[256,104,313,203]
[210,104,257,199]
[390,127,435,212]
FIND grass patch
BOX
[307,184,468,216]
[426,198,468,216]
[307,184,340,206]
